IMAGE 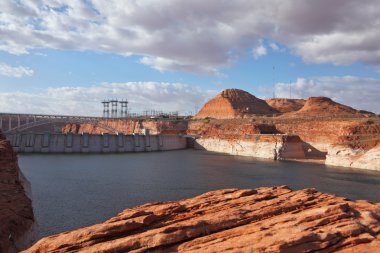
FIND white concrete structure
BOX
[5,133,187,153]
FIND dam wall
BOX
[5,133,187,153]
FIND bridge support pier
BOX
[8,116,11,131]
[0,117,2,130]
[17,115,20,128]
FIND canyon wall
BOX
[326,144,380,171]
[23,186,380,252]
[195,135,305,160]
[0,132,35,253]
[191,90,379,169]
[63,119,188,135]
[189,118,380,169]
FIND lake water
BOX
[19,150,380,239]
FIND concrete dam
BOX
[5,133,188,153]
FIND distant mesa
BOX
[265,98,306,113]
[195,89,277,119]
[195,88,374,119]
[283,96,374,117]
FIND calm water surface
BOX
[19,150,380,238]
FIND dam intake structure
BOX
[5,133,187,153]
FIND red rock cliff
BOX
[0,132,35,252]
[63,119,188,135]
[24,186,380,253]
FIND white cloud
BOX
[0,82,217,116]
[140,56,221,75]
[252,44,267,60]
[273,76,380,114]
[0,62,34,78]
[1,0,380,73]
[269,42,280,51]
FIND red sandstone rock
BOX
[266,98,306,113]
[0,132,35,253]
[62,119,188,135]
[284,97,373,117]
[24,186,380,253]
[195,89,277,119]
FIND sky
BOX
[0,0,379,116]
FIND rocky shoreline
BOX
[23,186,380,252]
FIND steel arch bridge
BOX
[0,113,120,134]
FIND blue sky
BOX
[0,0,379,115]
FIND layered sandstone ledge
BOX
[0,132,35,253]
[195,135,305,160]
[188,118,380,169]
[326,144,380,170]
[24,186,380,253]
[63,119,188,135]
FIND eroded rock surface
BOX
[24,186,380,253]
[326,143,380,170]
[63,119,188,135]
[195,89,277,119]
[266,98,306,113]
[283,97,373,117]
[0,132,35,253]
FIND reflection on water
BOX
[19,150,380,238]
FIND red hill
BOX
[284,97,372,117]
[266,98,306,113]
[195,89,277,119]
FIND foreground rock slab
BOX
[24,186,380,253]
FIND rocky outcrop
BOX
[326,144,380,170]
[188,117,380,167]
[24,186,380,253]
[63,119,188,135]
[195,89,277,119]
[266,98,306,113]
[0,132,35,253]
[283,97,374,117]
[195,135,305,160]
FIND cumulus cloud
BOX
[1,0,380,73]
[252,44,267,60]
[0,82,217,116]
[274,76,380,114]
[269,43,280,52]
[0,62,34,78]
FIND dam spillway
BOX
[5,133,187,153]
